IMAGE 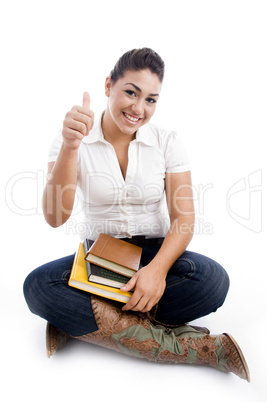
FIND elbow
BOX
[46,219,61,228]
[43,214,61,228]
[42,191,73,228]
[43,212,70,228]
[43,207,69,228]
[42,194,67,228]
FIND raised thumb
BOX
[82,91,90,109]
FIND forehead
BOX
[115,69,162,92]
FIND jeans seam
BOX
[165,258,195,289]
[62,269,71,281]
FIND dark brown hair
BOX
[110,48,165,83]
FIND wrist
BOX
[146,260,169,279]
[61,141,79,157]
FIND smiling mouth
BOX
[123,112,142,123]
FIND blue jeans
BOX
[23,245,229,337]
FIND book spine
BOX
[98,234,110,257]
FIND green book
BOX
[83,240,130,289]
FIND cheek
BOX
[145,105,157,119]
[109,95,125,114]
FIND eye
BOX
[125,90,136,97]
[146,97,157,104]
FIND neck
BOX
[102,110,136,145]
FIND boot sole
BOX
[223,333,250,382]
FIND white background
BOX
[1,0,266,401]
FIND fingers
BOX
[65,110,91,134]
[122,292,155,313]
[122,291,143,311]
[121,277,138,311]
[67,92,94,135]
[120,276,136,292]
[63,126,84,142]
[122,281,157,312]
[121,269,164,313]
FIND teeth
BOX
[124,113,139,122]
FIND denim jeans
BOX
[23,244,229,337]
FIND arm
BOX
[149,171,195,270]
[42,92,94,227]
[42,147,79,227]
[121,170,195,312]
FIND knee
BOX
[181,251,230,308]
[23,267,45,315]
[23,261,56,315]
[216,265,230,307]
[23,254,74,317]
[201,255,230,309]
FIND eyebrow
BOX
[124,82,159,97]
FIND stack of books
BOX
[68,233,142,303]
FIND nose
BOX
[132,99,144,115]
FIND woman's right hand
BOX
[62,91,94,151]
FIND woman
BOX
[23,48,249,381]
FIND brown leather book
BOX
[84,233,142,278]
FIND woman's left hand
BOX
[121,264,166,313]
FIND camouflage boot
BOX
[76,295,250,382]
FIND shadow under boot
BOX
[75,295,250,382]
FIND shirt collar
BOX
[82,113,154,147]
[135,124,154,147]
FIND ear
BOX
[105,76,112,97]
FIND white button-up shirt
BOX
[48,116,190,240]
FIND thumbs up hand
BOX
[62,92,94,150]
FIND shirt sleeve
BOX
[47,130,63,163]
[164,131,190,173]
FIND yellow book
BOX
[68,243,132,303]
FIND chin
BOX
[123,126,141,136]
